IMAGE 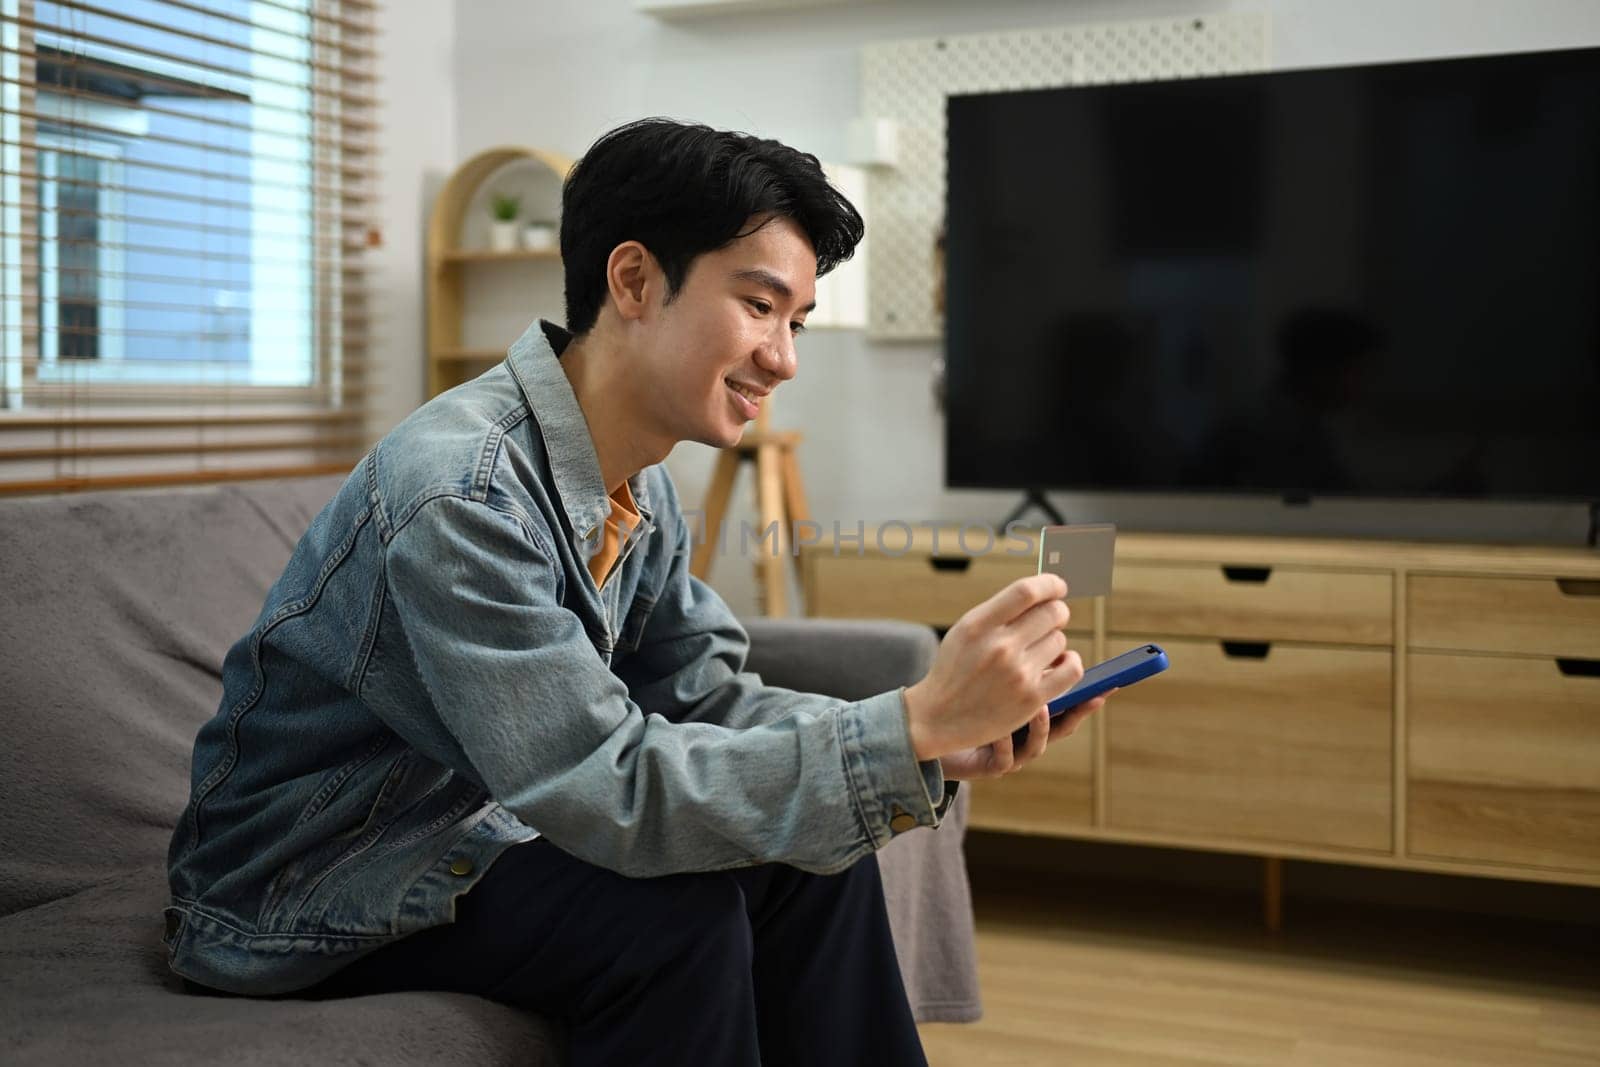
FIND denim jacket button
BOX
[889,810,917,835]
[449,858,473,876]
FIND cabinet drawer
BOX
[1109,562,1392,645]
[1408,651,1600,873]
[969,718,1096,834]
[804,552,1093,632]
[1107,636,1392,853]
[1410,575,1600,658]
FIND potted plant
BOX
[488,192,520,251]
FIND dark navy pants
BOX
[304,840,929,1066]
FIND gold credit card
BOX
[1036,523,1116,598]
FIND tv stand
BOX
[799,526,1600,894]
[1001,488,1066,528]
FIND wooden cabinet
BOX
[1410,575,1600,658]
[805,550,1093,633]
[1110,562,1392,646]
[1408,651,1600,873]
[1407,572,1600,875]
[800,529,1600,888]
[1107,636,1392,853]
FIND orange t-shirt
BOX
[587,480,642,589]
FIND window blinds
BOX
[0,0,376,493]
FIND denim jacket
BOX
[165,319,952,995]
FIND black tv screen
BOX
[944,47,1600,502]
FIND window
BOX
[38,132,126,365]
[0,0,376,492]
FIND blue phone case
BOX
[1011,644,1169,748]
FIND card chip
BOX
[1048,551,1061,565]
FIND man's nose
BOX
[758,329,798,381]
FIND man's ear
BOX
[605,241,656,324]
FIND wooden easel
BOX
[690,405,810,616]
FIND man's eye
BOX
[791,322,807,336]
[747,299,771,315]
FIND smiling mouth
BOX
[726,379,764,420]
[727,380,764,403]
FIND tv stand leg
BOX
[1001,488,1066,528]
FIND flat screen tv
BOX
[943,47,1600,504]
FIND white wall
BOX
[370,0,458,440]
[448,0,1600,615]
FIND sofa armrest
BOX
[737,616,937,701]
[739,615,982,1023]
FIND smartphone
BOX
[1010,643,1170,749]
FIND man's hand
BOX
[937,690,1114,781]
[902,573,1087,762]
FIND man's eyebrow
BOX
[732,268,816,314]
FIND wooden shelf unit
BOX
[426,146,574,399]
[801,528,1600,889]
[437,249,563,265]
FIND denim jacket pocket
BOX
[264,748,419,930]
[257,734,395,926]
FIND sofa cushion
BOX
[0,866,563,1065]
[0,476,347,915]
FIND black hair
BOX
[559,118,865,335]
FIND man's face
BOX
[638,215,817,450]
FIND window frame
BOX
[9,0,330,401]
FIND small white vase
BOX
[521,222,557,252]
[489,220,518,252]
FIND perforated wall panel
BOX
[861,13,1270,340]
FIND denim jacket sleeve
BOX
[612,481,950,813]
[383,493,945,878]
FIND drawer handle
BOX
[1221,641,1272,659]
[928,556,972,574]
[1556,579,1600,598]
[1556,658,1600,678]
[1222,566,1272,584]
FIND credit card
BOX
[1036,523,1116,598]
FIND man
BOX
[166,118,1106,1065]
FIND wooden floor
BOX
[918,869,1600,1066]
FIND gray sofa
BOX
[0,475,980,1064]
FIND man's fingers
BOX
[1022,623,1070,675]
[985,729,1011,771]
[1014,596,1074,651]
[1019,707,1050,764]
[1038,648,1086,696]
[968,573,1068,630]
[1048,691,1114,741]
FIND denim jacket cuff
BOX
[835,687,946,848]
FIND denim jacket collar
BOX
[506,319,655,542]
